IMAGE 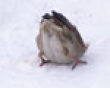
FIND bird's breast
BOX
[42,31,73,64]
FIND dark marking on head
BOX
[52,10,68,25]
[43,13,51,19]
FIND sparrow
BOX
[36,11,88,69]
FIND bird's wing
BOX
[52,11,85,47]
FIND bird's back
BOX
[52,11,88,57]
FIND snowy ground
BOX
[0,0,110,88]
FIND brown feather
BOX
[52,11,85,47]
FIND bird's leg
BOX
[72,58,87,69]
[38,51,51,66]
[65,55,87,69]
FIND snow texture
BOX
[0,0,110,88]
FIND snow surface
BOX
[0,0,110,88]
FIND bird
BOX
[36,11,88,69]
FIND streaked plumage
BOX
[36,11,88,69]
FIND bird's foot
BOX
[38,51,50,66]
[72,59,87,69]
[40,59,51,66]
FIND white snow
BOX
[0,0,110,88]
